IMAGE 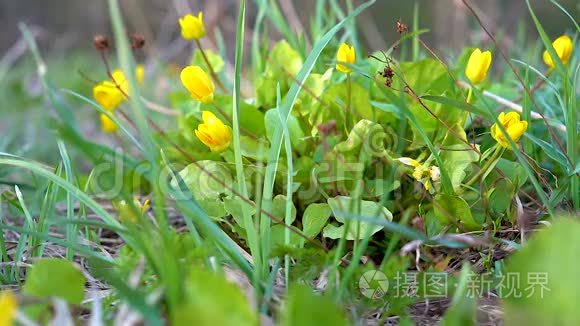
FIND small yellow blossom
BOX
[491,112,528,148]
[100,113,118,133]
[543,35,574,69]
[465,48,492,84]
[93,81,124,111]
[0,291,17,326]
[93,66,144,110]
[411,165,431,182]
[336,43,356,73]
[179,12,206,41]
[195,111,232,153]
[180,65,215,103]
[113,197,150,223]
[398,157,440,192]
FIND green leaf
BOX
[495,159,529,188]
[324,196,393,240]
[441,140,479,191]
[256,40,304,108]
[265,108,306,152]
[272,195,297,224]
[487,178,515,214]
[302,203,332,239]
[270,225,302,249]
[200,94,266,137]
[281,285,348,326]
[239,135,270,161]
[503,218,580,325]
[433,194,480,231]
[334,119,387,156]
[173,268,258,326]
[192,48,225,73]
[223,195,256,228]
[23,258,86,304]
[173,161,233,199]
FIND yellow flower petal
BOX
[543,35,574,69]
[491,111,527,149]
[336,43,355,74]
[180,65,215,103]
[0,291,17,326]
[93,81,124,111]
[179,12,206,40]
[466,48,492,84]
[195,111,231,153]
[100,113,118,133]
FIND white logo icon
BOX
[359,270,388,300]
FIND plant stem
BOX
[195,38,227,92]
[345,73,352,131]
[466,144,503,187]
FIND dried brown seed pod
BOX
[93,34,109,51]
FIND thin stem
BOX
[346,73,352,131]
[466,145,503,187]
[195,39,227,92]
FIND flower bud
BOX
[543,35,574,69]
[336,43,356,74]
[465,48,492,84]
[180,65,215,103]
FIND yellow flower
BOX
[0,291,17,326]
[93,66,143,111]
[100,113,118,133]
[336,43,355,73]
[93,81,124,111]
[543,35,574,69]
[465,48,492,84]
[113,197,150,223]
[412,166,429,181]
[180,65,215,103]
[398,157,440,192]
[195,111,232,153]
[491,112,528,148]
[179,12,206,40]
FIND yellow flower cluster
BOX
[398,158,441,192]
[92,66,144,133]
